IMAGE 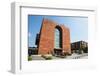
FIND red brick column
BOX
[61,25,71,54]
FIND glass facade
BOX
[54,28,61,48]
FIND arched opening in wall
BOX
[54,26,62,56]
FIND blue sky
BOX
[28,15,88,47]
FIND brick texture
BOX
[38,19,71,55]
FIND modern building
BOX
[71,41,88,54]
[28,47,38,56]
[35,18,71,56]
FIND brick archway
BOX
[38,19,71,55]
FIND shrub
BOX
[41,54,52,60]
[45,56,52,60]
[28,56,32,61]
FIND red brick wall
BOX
[38,19,71,55]
[61,25,71,54]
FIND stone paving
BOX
[31,55,45,60]
[31,53,88,60]
[67,53,88,59]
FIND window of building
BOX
[54,27,62,48]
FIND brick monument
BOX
[36,18,71,55]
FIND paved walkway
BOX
[80,56,88,59]
[67,53,88,59]
[31,53,88,60]
[31,55,45,60]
